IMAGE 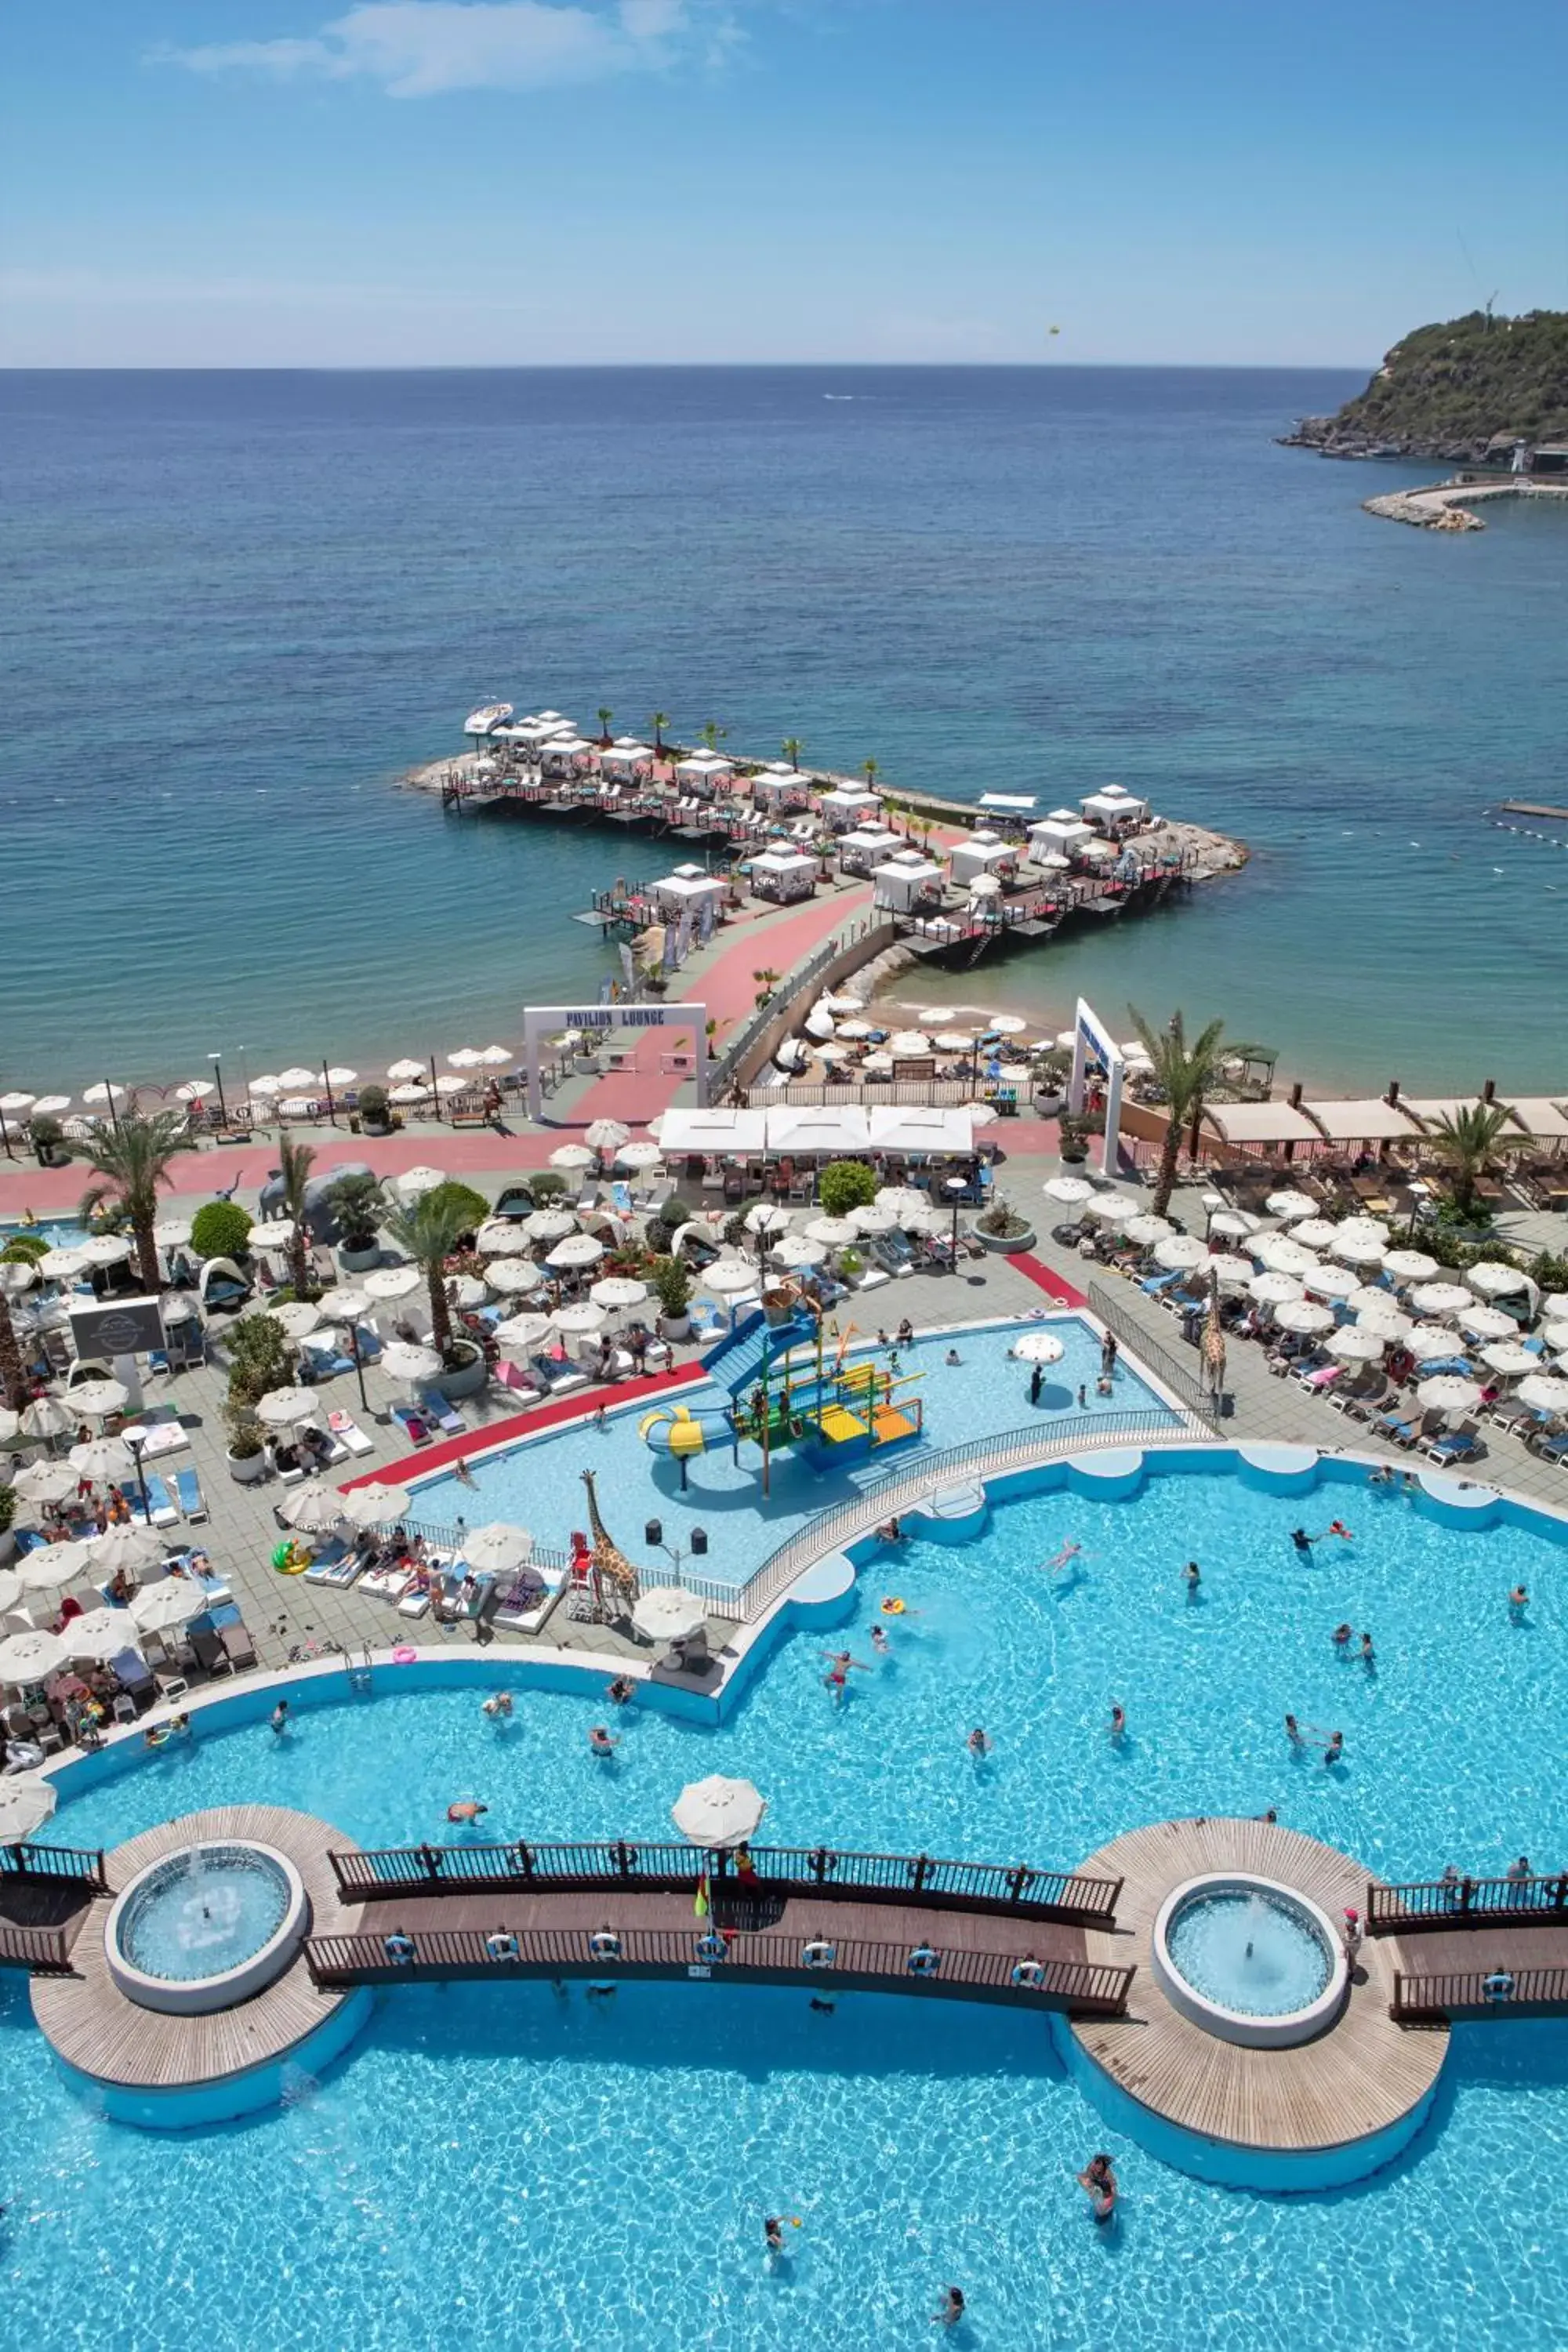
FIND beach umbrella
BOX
[590,1276,648,1313]
[477,1046,511,1067]
[65,1377,128,1418]
[887,1031,931,1056]
[986,1014,1025,1035]
[1271,1299,1336,1336]
[814,1042,854,1065]
[13,1457,78,1504]
[63,1607,143,1666]
[362,1265,423,1301]
[546,1233,604,1270]
[820,993,866,1016]
[670,1774,766,1848]
[1011,1330,1065,1364]
[273,1067,314,1091]
[837,1020,875,1041]
[806,1216,859,1247]
[1541,1292,1568,1322]
[1382,1249,1439,1283]
[267,1299,324,1341]
[1404,1324,1465,1360]
[1207,1210,1255,1241]
[1042,1175,1094,1206]
[459,1523,534,1574]
[0,1406,19,1444]
[88,1522,167,1581]
[1255,1236,1321,1277]
[276,1479,349,1535]
[552,1301,606,1337]
[1329,1327,1385,1363]
[31,1095,71,1117]
[445,1273,488,1311]
[78,1234,132,1269]
[129,1579,209,1636]
[153,1217,193,1247]
[256,1386,322,1427]
[699,1260,757,1297]
[1345,1283,1398,1317]
[340,1481,412,1527]
[876,1186,932,1220]
[1517,1374,1568,1415]
[1480,1341,1540,1377]
[1123,1214,1174,1247]
[1468,1261,1530,1299]
[446,1048,483,1069]
[1303,1263,1359,1301]
[966,1102,999,1127]
[633,1585,707,1645]
[1417,1374,1483,1415]
[251,1221,298,1254]
[474,1220,522,1254]
[743,1203,792,1238]
[1411,1281,1474,1319]
[323,1285,372,1325]
[1289,1218,1339,1251]
[848,1203,899,1235]
[0,1568,21,1612]
[387,1059,427,1082]
[549,1144,595,1171]
[0,1626,67,1683]
[82,1082,125,1106]
[395,1166,448,1198]
[17,1543,94,1597]
[935,1029,976,1052]
[0,1780,57,1838]
[524,1209,579,1243]
[1083,1192,1135,1226]
[616,1142,666,1171]
[771,1235,826,1269]
[1265,1190,1317,1221]
[1457,1304,1518,1342]
[1356,1305,1413,1343]
[387,1083,428,1106]
[1330,1231,1387,1269]
[1155,1235,1208,1272]
[0,1091,35,1115]
[380,1340,442,1384]
[585,1120,631,1151]
[495,1312,554,1351]
[20,1396,77,1445]
[37,1247,89,1282]
[1541,1320,1568,1356]
[68,1435,136,1482]
[1337,1215,1390,1244]
[487,1259,546,1296]
[325,1066,358,1087]
[0,1262,35,1296]
[247,1076,282,1099]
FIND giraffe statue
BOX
[580,1468,641,1619]
[1201,1274,1227,1399]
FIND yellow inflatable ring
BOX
[880,1597,906,1617]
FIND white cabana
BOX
[658,1107,768,1158]
[650,869,726,920]
[764,1105,872,1156]
[1302,1098,1424,1143]
[539,735,594,767]
[817,784,880,832]
[949,831,1018,884]
[748,848,817,903]
[866,1105,975,1157]
[1080,789,1147,829]
[1202,1101,1322,1149]
[837,825,902,875]
[871,855,944,913]
[674,751,733,784]
[1028,815,1091,854]
[599,742,654,775]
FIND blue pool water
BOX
[1165,1889,1331,2017]
[118,1847,290,1983]
[412,1315,1178,1583]
[5,1462,1567,2349]
[0,1218,88,1252]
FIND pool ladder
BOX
[347,1645,375,1698]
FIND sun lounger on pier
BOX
[173,1467,208,1521]
[327,1409,375,1455]
[390,1403,434,1446]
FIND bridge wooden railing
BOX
[1369,1871,1568,1933]
[304,1924,1135,2013]
[328,1840,1123,1927]
[0,1922,76,1974]
[0,1841,110,1893]
[1392,1966,1568,2022]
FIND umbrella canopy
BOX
[17,1543,94,1597]
[446,1048,483,1069]
[37,1247,89,1281]
[616,1142,666,1171]
[1011,1330,1065,1363]
[633,1585,707,1644]
[78,1233,132,1268]
[1207,1210,1257,1241]
[805,1216,859,1247]
[552,1301,606,1336]
[1303,1263,1359,1301]
[670,1773,766,1848]
[0,1569,20,1612]
[248,1076,281,1098]
[129,1579,209,1635]
[1539,1319,1568,1354]
[387,1058,427,1082]
[1123,1214,1174,1247]
[743,1203,793,1236]
[1154,1235,1208,1271]
[256,1386,323,1427]
[459,1522,534,1573]
[1355,1305,1413,1343]
[887,1031,931,1056]
[934,1029,976,1052]
[487,1259,546,1296]
[495,1311,554,1351]
[250,1222,298,1257]
[523,1209,579,1243]
[68,1434,136,1483]
[474,1218,524,1254]
[590,1277,648,1312]
[0,1779,58,1838]
[1345,1283,1397,1318]
[1417,1374,1483,1414]
[1328,1327,1386,1363]
[64,1607,144,1665]
[1255,1236,1321,1278]
[1207,1252,1258,1287]
[585,1120,631,1150]
[771,1235,826,1269]
[1479,1341,1540,1377]
[325,1066,358,1087]
[362,1265,423,1301]
[340,1481,412,1527]
[276,1067,317,1091]
[267,1299,324,1341]
[445,1273,488,1311]
[20,1396,76,1443]
[388,1083,428,1105]
[1410,1281,1475,1319]
[1382,1249,1439,1283]
[86,1522,167,1581]
[278,1479,350,1534]
[549,1144,595,1171]
[82,1082,125,1105]
[699,1260,757,1297]
[152,1217,194,1247]
[1457,1304,1518,1342]
[1517,1374,1568,1415]
[0,1263,35,1296]
[0,1626,68,1683]
[0,1091,34,1113]
[1468,1261,1530,1299]
[380,1340,443,1384]
[1083,1192,1136,1226]
[1287,1218,1339,1251]
[1271,1299,1336,1335]
[67,1378,129,1417]
[325,1287,372,1323]
[477,1045,511,1067]
[877,1185,934,1219]
[546,1233,605,1269]
[1404,1324,1466,1360]
[395,1166,448,1197]
[13,1458,78,1504]
[1329,1231,1387,1269]
[848,1203,898,1235]
[1265,1190,1317,1221]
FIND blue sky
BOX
[3,1,1564,365]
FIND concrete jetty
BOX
[1363,477,1568,532]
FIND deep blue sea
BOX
[3,367,1566,1097]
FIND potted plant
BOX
[222,1400,268,1485]
[381,1192,488,1395]
[29,1114,66,1168]
[1058,1116,1090,1166]
[651,1252,692,1341]
[816,1159,878,1218]
[328,1171,387,1270]
[191,1199,254,1263]
[530,1171,568,1204]
[223,1308,296,1480]
[0,1482,15,1564]
[975,1200,1036,1254]
[358,1082,391,1137]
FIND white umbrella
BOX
[78,1233,132,1268]
[1457,1305,1518,1342]
[325,1066,358,1087]
[837,1020,875,1041]
[524,1209,579,1243]
[478,1046,512,1067]
[445,1273,488,1311]
[805,1216,859,1247]
[699,1260,758,1297]
[771,1235,826,1269]
[273,1066,314,1091]
[552,1301,606,1336]
[19,1396,75,1443]
[339,1481,412,1526]
[495,1312,554,1351]
[256,1386,323,1427]
[848,1203,899,1235]
[1330,1231,1387,1268]
[278,1479,350,1534]
[0,1262,35,1295]
[546,1232,605,1270]
[1303,1263,1359,1300]
[1411,1281,1475,1319]
[0,1091,35,1113]
[586,1120,631,1151]
[474,1220,522,1254]
[1543,1293,1568,1320]
[887,1031,931,1056]
[487,1259,546,1296]
[1468,1261,1530,1299]
[446,1048,483,1069]
[64,1377,129,1417]
[1337,1216,1390,1246]
[268,1299,324,1341]
[1382,1249,1439,1283]
[37,1247,88,1281]
[1083,1192,1135,1226]
[64,1607,144,1665]
[129,1579,209,1636]
[0,1780,57,1838]
[1265,1190,1317,1221]
[1255,1236,1322,1277]
[860,1051,895,1075]
[153,1217,194,1247]
[1417,1374,1483,1414]
[987,1014,1027,1036]
[1011,1330,1065,1363]
[68,1434,136,1483]
[251,1222,298,1256]
[633,1585,707,1644]
[363,1265,423,1301]
[87,1522,167,1581]
[387,1059,427,1082]
[935,1030,976,1052]
[966,1102,999,1128]
[877,1186,934,1219]
[1538,1319,1568,1354]
[1155,1235,1208,1271]
[248,1076,281,1099]
[459,1522,534,1573]
[590,1277,648,1312]
[1272,1299,1336,1335]
[82,1082,125,1105]
[31,1094,71,1115]
[0,1568,20,1611]
[389,1083,428,1105]
[325,1286,372,1324]
[550,1144,595,1171]
[17,1544,94,1597]
[670,1773,766,1848]
[1345,1283,1399,1318]
[1405,1324,1466,1360]
[617,1142,666,1171]
[1123,1214,1174,1247]
[13,1457,78,1503]
[1480,1341,1540,1377]
[1289,1218,1340,1251]
[395,1166,448,1197]
[814,1042,854,1065]
[0,1626,67,1682]
[1517,1374,1568,1415]
[1356,1305,1413,1343]
[1207,1210,1256,1240]
[1329,1327,1386,1363]
[744,1203,792,1236]
[1206,1252,1258,1286]
[380,1340,442,1384]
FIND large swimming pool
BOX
[6,1460,1568,2350]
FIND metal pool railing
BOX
[1370,1871,1568,1932]
[0,1841,110,1891]
[1087,1279,1222,1423]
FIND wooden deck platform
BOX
[32,1806,364,2092]
[1071,1817,1448,2156]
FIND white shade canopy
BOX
[278,1479,350,1534]
[340,1481,412,1526]
[744,1203,793,1236]
[380,1340,443,1384]
[1083,1192,1137,1226]
[1207,1210,1258,1241]
[37,1248,89,1280]
[1404,1324,1467,1360]
[1457,1304,1519,1342]
[1328,1327,1386,1363]
[82,1081,125,1105]
[805,1215,859,1246]
[69,1435,136,1482]
[19,1397,76,1443]
[64,1607,146,1665]
[551,1301,606,1334]
[1154,1235,1208,1271]
[78,1233,132,1267]
[524,1209,579,1242]
[877,1185,935,1220]
[495,1311,555,1350]
[0,1626,68,1682]
[585,1119,631,1149]
[1207,1252,1259,1287]
[617,1142,666,1171]
[89,1521,168,1581]
[153,1217,194,1247]
[459,1523,534,1573]
[325,1288,372,1323]
[1329,1231,1387,1269]
[699,1260,759,1297]
[487,1259,546,1296]
[848,1203,899,1236]
[474,1220,524,1254]
[1272,1299,1336,1335]
[549,1144,595,1171]
[1255,1236,1321,1278]
[1265,1191,1317,1221]
[1541,1321,1568,1355]
[1417,1374,1483,1414]
[129,1578,209,1635]
[1517,1374,1568,1414]
[546,1233,605,1269]
[771,1235,826,1269]
[1410,1281,1475,1319]
[633,1584,708,1644]
[13,1457,78,1503]
[590,1277,649,1312]
[1288,1219,1339,1251]
[1303,1263,1359,1300]
[362,1265,423,1300]
[1248,1270,1305,1305]
[251,1221,297,1253]
[1467,1261,1530,1299]
[395,1165,448,1197]
[256,1386,323,1427]
[64,1378,129,1418]
[1381,1250,1440,1283]
[267,1299,324,1341]
[17,1543,94,1596]
[1123,1214,1174,1247]
[387,1059,427,1081]
[1011,1330,1065,1363]
[670,1773,766,1847]
[1044,1175,1094,1204]
[0,1779,58,1837]
[1355,1305,1413,1343]
[444,1274,488,1311]
[1479,1341,1540,1377]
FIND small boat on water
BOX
[464,702,514,738]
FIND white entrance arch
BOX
[1068,997,1124,1178]
[524,1002,710,1124]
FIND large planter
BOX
[761,1293,795,1327]
[337,1240,381,1273]
[658,1312,691,1342]
[977,1225,1036,1254]
[227,1448,266,1485]
[437,1340,487,1399]
[362,1119,392,1139]
[0,1529,16,1565]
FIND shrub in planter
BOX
[29,1115,66,1164]
[529,1171,568,1204]
[224,1308,296,1410]
[977,1201,1031,1240]
[191,1199,254,1261]
[817,1159,878,1218]
[650,1253,692,1327]
[357,1083,390,1129]
[222,1400,267,1462]
[328,1171,387,1254]
[422,1180,490,1238]
[0,1234,50,1265]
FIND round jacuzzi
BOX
[1151,1872,1348,2048]
[105,1841,310,2016]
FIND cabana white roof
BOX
[659,1108,767,1156]
[1404,1097,1528,1136]
[979,793,1036,811]
[1304,1098,1424,1142]
[950,833,1016,877]
[866,1105,974,1156]
[819,784,879,810]
[652,873,726,903]
[1082,789,1148,821]
[601,742,653,768]
[675,752,733,778]
[1029,816,1091,848]
[764,1104,873,1154]
[750,848,818,875]
[1499,1098,1568,1141]
[1203,1101,1323,1146]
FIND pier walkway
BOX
[0,1842,107,1974]
[1370,1870,1568,2021]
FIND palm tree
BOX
[699,720,728,753]
[753,966,781,1011]
[77,1108,192,1290]
[381,1192,473,1363]
[0,1292,27,1412]
[1127,1007,1251,1218]
[275,1136,317,1296]
[862,757,880,789]
[597,706,614,744]
[650,711,670,754]
[1425,1103,1515,1218]
[782,736,804,771]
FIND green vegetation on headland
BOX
[1281,308,1568,462]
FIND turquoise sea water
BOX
[4,368,1566,1098]
[5,1465,1566,2350]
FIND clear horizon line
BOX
[0,358,1373,375]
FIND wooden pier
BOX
[1370,1869,1568,2021]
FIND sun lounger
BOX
[137,1474,181,1527]
[189,1628,232,1677]
[304,1548,361,1588]
[491,1358,544,1400]
[173,1467,208,1522]
[361,1560,416,1602]
[422,1389,466,1435]
[1426,1421,1482,1465]
[327,1409,375,1456]
[304,1342,356,1377]
[1370,1408,1421,1444]
[396,1580,431,1618]
[492,1564,564,1633]
[531,1354,588,1395]
[390,1403,434,1446]
[270,1448,307,1484]
[136,1412,189,1460]
[220,1621,257,1671]
[1296,1363,1343,1392]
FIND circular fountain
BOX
[105,1840,310,2016]
[1152,1871,1347,2048]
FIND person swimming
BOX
[966,1727,993,1759]
[482,1691,514,1719]
[447,1798,488,1824]
[1109,1704,1126,1744]
[589,1726,619,1757]
[1183,1559,1201,1595]
[1331,1624,1352,1648]
[819,1650,869,1705]
[1046,1540,1083,1573]
[606,1676,634,1706]
[1324,1730,1345,1766]
[869,1625,890,1654]
[1076,2153,1117,2224]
